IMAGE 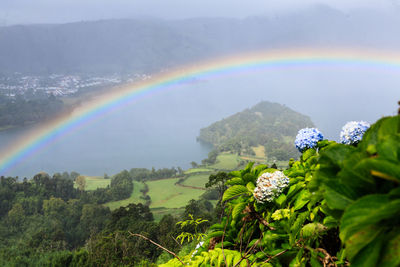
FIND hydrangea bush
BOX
[253,171,289,203]
[339,121,370,145]
[294,128,324,152]
[162,115,399,267]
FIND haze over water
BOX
[1,66,398,178]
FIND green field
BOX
[184,168,212,174]
[104,181,146,210]
[252,145,266,158]
[80,176,110,190]
[182,173,210,188]
[209,153,241,170]
[147,178,205,209]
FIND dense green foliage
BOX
[0,167,217,266]
[129,167,183,181]
[163,115,400,266]
[198,101,314,160]
[0,95,64,129]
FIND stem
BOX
[128,232,184,266]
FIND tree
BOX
[75,176,86,191]
[205,172,230,203]
[190,161,198,168]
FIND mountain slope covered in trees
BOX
[198,101,314,160]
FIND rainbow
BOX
[1,47,400,176]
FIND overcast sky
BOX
[0,0,397,26]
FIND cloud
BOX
[0,0,393,25]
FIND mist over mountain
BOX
[1,6,400,75]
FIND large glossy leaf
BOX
[232,201,247,220]
[350,235,384,267]
[344,224,382,260]
[222,185,249,202]
[361,158,400,183]
[323,184,354,210]
[340,194,400,241]
[376,135,400,162]
[380,230,400,267]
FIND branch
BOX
[233,237,261,267]
[128,232,184,266]
[245,205,275,230]
[264,238,304,263]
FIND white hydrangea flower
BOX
[253,171,290,203]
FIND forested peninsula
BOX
[198,101,314,161]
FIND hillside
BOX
[1,6,400,75]
[198,101,314,160]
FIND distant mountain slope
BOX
[1,6,400,75]
[198,101,314,160]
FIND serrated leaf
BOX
[232,201,247,220]
[206,231,224,239]
[217,252,224,267]
[246,181,255,192]
[222,185,249,202]
[226,177,245,186]
[302,148,316,162]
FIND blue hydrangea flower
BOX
[340,121,370,145]
[294,128,324,152]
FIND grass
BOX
[184,168,212,174]
[104,181,146,210]
[82,176,110,190]
[182,173,211,188]
[147,178,205,209]
[209,153,241,170]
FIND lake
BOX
[1,66,399,178]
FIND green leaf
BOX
[301,223,326,239]
[226,177,245,186]
[275,194,286,206]
[362,158,400,183]
[222,185,249,202]
[380,230,400,267]
[244,162,255,172]
[322,216,338,228]
[206,231,224,239]
[350,234,384,267]
[302,148,316,162]
[340,194,400,241]
[345,224,382,260]
[293,190,311,211]
[232,201,247,220]
[246,182,255,192]
[230,170,242,177]
[253,164,269,176]
[323,185,354,210]
[243,173,256,183]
